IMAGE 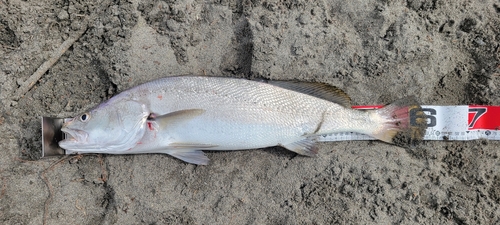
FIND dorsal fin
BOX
[266,80,352,107]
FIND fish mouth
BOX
[60,128,88,145]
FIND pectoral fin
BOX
[150,109,205,129]
[167,150,210,165]
[280,138,318,156]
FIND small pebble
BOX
[57,10,69,20]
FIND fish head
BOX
[59,98,149,153]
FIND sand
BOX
[1,0,499,224]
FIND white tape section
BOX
[318,105,500,142]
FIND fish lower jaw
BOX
[59,135,78,146]
[58,138,78,149]
[61,128,88,142]
[58,130,84,150]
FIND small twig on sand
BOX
[13,19,89,101]
[40,155,70,225]
[98,155,108,183]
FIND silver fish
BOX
[59,76,426,165]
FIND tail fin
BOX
[370,96,427,145]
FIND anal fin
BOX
[280,139,318,157]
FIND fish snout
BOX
[61,117,75,128]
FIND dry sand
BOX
[1,0,500,224]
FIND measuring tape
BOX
[318,105,500,142]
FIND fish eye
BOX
[79,113,90,122]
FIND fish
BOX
[59,76,427,165]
